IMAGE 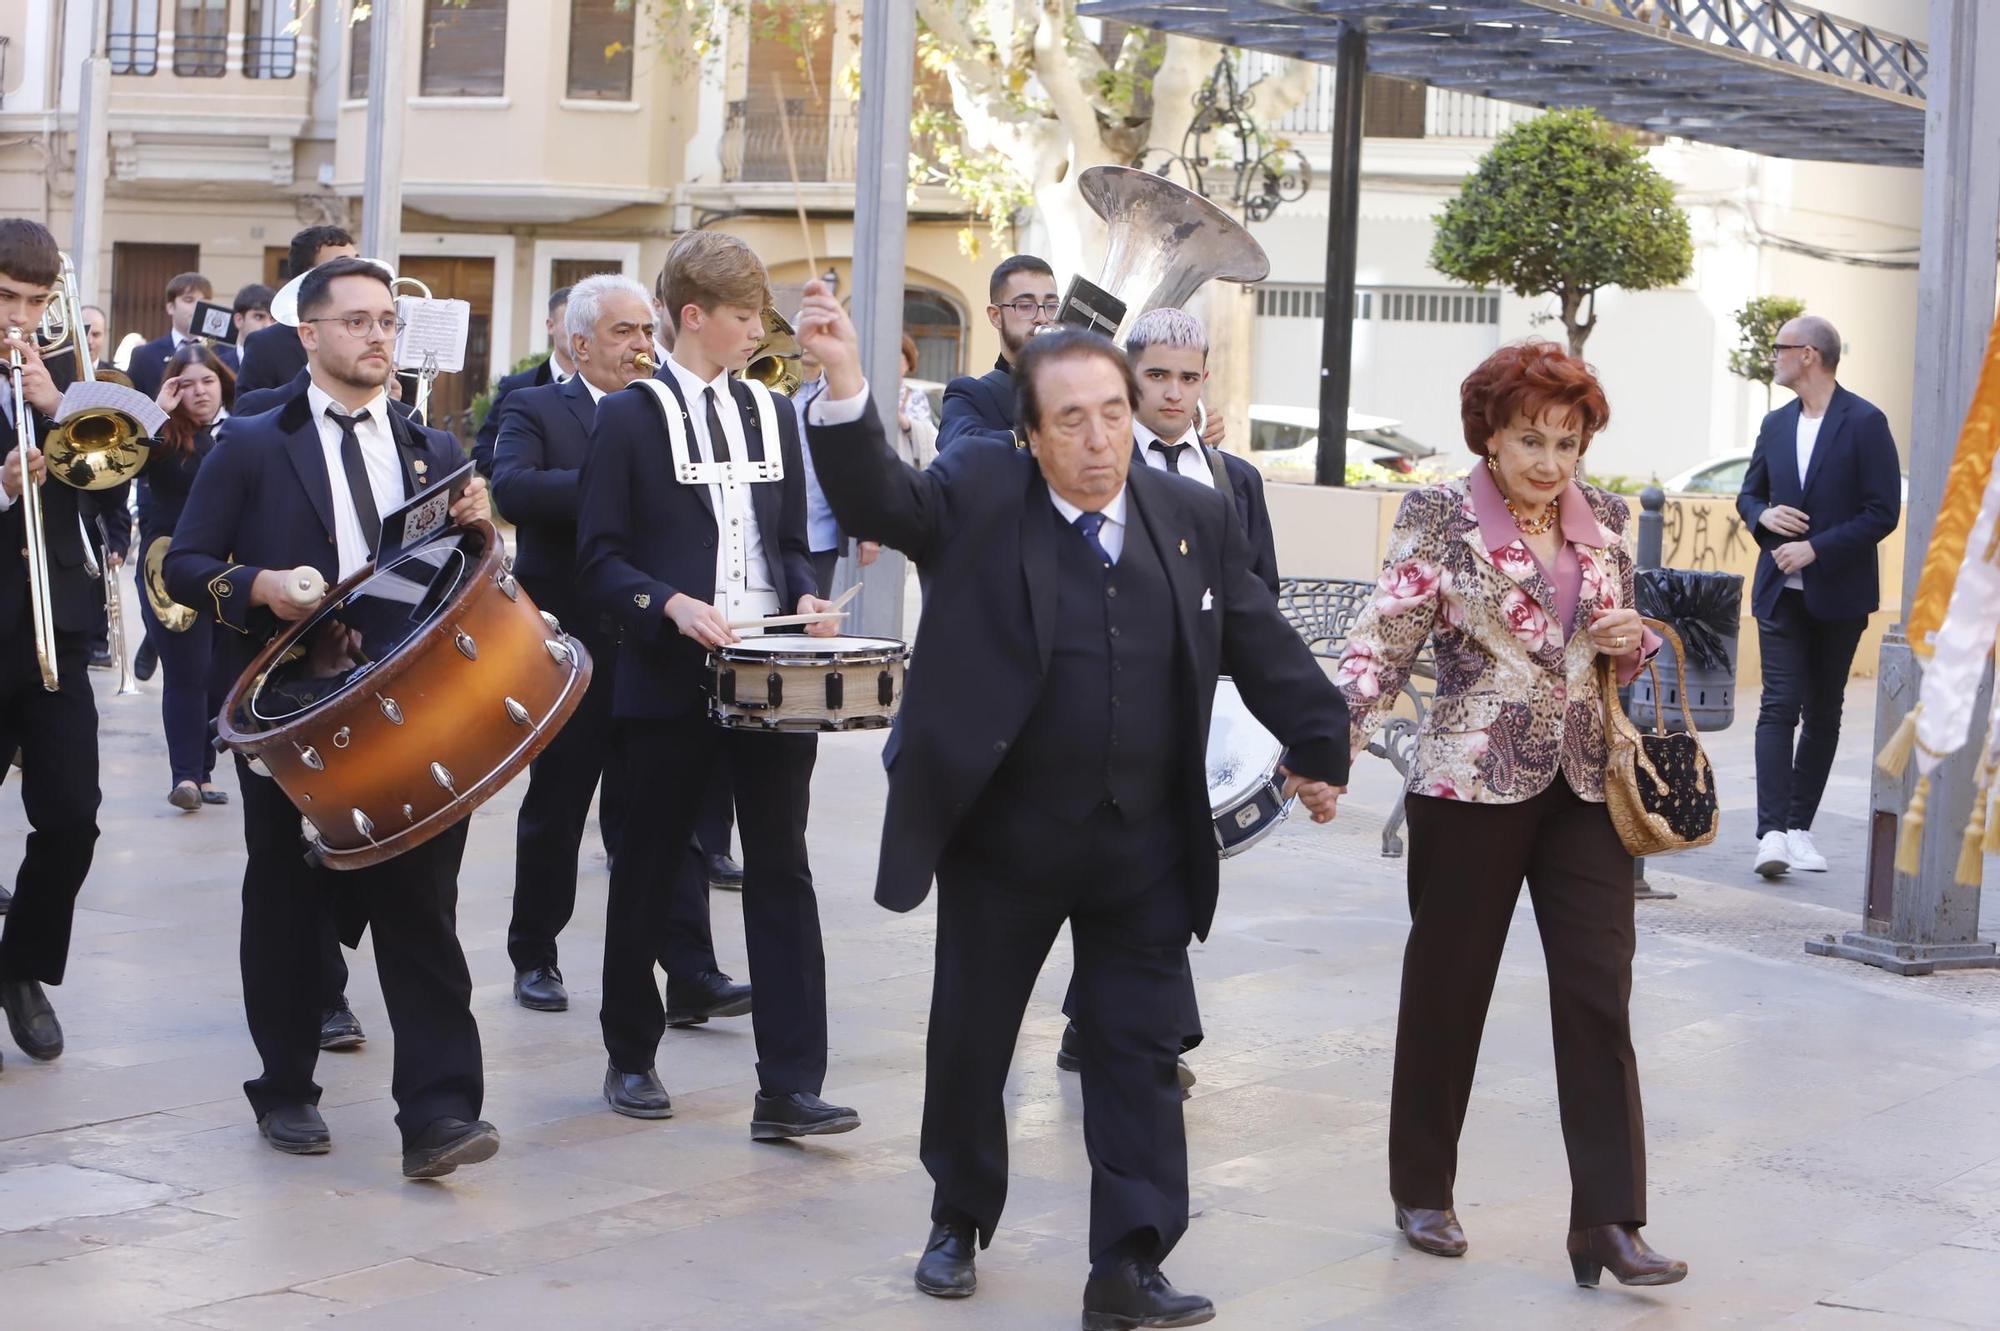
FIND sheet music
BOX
[395,297,470,374]
[58,381,168,436]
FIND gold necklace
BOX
[1488,458,1558,536]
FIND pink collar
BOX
[1468,462,1606,552]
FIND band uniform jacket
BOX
[806,405,1350,941]
[573,371,817,723]
[473,357,557,479]
[1335,475,1647,806]
[490,374,595,628]
[937,355,1016,451]
[163,377,464,690]
[1735,383,1901,623]
[1,352,99,635]
[233,322,307,396]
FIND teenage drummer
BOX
[165,257,501,1178]
[574,231,855,1136]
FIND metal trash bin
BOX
[1626,567,1744,734]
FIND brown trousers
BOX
[1391,777,1647,1229]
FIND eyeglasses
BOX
[998,298,1063,318]
[305,313,407,338]
[1772,342,1809,354]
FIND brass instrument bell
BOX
[744,306,803,396]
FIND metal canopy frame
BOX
[1076,0,1927,167]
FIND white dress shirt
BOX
[663,352,776,611]
[792,376,840,553]
[1135,422,1214,489]
[307,381,406,580]
[576,372,607,405]
[1786,410,1826,590]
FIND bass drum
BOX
[217,520,591,869]
[1207,677,1294,857]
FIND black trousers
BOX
[1754,589,1868,838]
[601,717,824,1092]
[1391,779,1646,1229]
[924,799,1191,1264]
[236,755,483,1146]
[507,633,717,978]
[133,562,218,787]
[0,632,100,986]
[1059,960,1203,1052]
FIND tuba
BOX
[744,306,803,397]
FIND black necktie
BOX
[1151,439,1191,473]
[326,406,382,555]
[703,387,732,464]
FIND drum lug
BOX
[431,762,457,795]
[402,803,416,822]
[456,629,478,660]
[878,670,895,706]
[496,572,518,601]
[719,668,737,704]
[825,670,843,712]
[766,670,783,708]
[377,694,405,725]
[296,743,323,772]
[540,610,562,634]
[504,696,531,726]
[545,639,573,666]
[352,808,377,842]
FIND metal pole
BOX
[843,0,916,638]
[359,0,404,263]
[70,4,109,304]
[1812,0,2000,975]
[1314,24,1365,488]
[1631,486,1676,900]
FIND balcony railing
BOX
[173,32,227,77]
[245,34,298,79]
[108,30,159,75]
[1238,52,1538,141]
[720,103,857,183]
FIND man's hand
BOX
[798,593,842,639]
[450,475,491,525]
[857,540,880,568]
[1759,504,1810,538]
[1280,770,1345,823]
[794,280,863,401]
[250,567,323,622]
[2,443,46,500]
[666,592,738,649]
[2,331,61,416]
[1773,540,1818,575]
[106,551,124,570]
[1199,403,1226,449]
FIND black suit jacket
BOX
[234,322,307,396]
[473,358,556,478]
[575,373,817,722]
[937,355,1016,451]
[230,368,420,433]
[1,356,100,636]
[164,383,464,687]
[127,334,239,401]
[491,375,596,625]
[1132,441,1280,596]
[1736,383,1901,621]
[808,404,1348,939]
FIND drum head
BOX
[723,634,904,656]
[240,530,481,729]
[1207,677,1284,808]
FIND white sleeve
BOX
[808,381,871,427]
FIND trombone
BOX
[6,331,59,691]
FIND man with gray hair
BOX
[491,274,751,1029]
[1736,313,1902,879]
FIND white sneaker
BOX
[1754,830,1791,878]
[1786,829,1829,872]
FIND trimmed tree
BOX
[1430,108,1693,355]
[1727,294,1807,410]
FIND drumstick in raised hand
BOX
[727,610,848,630]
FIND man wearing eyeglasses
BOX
[167,256,502,1179]
[1736,314,1901,880]
[937,255,1059,452]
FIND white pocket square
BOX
[1200,588,1214,612]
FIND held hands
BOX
[2,330,60,416]
[666,592,738,649]
[1759,504,1810,538]
[794,280,864,401]
[1588,606,1645,658]
[2,443,46,500]
[1279,768,1345,823]
[1773,540,1818,575]
[449,475,491,526]
[798,594,841,639]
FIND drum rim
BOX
[217,520,503,752]
[710,637,909,666]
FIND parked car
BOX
[1247,403,1441,483]
[1662,452,1908,501]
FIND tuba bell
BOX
[743,306,803,396]
[36,254,154,491]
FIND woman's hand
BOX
[1588,606,1644,658]
[155,375,184,414]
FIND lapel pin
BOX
[1178,538,1189,556]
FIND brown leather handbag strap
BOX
[1638,616,1703,741]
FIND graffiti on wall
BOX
[1662,498,1753,572]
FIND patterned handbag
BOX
[1600,618,1720,856]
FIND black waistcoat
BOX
[992,506,1178,821]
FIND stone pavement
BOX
[4,619,2000,1329]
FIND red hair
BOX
[1459,340,1610,456]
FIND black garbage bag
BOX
[1635,568,1744,671]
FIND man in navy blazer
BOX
[166,258,500,1178]
[491,274,747,1027]
[126,272,239,401]
[1735,314,1901,879]
[472,284,575,478]
[936,254,1056,451]
[796,284,1348,1326]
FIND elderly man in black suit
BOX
[492,274,750,1028]
[166,257,500,1178]
[796,281,1349,1329]
[126,272,239,400]
[473,284,577,478]
[234,225,357,396]
[1736,313,1902,879]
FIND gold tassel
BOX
[1877,705,1922,778]
[1895,775,1931,876]
[1958,793,1988,885]
[1984,787,2000,855]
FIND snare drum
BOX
[708,633,909,731]
[1207,677,1293,857]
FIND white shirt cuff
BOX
[808,381,871,427]
[0,486,13,513]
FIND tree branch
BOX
[1032,0,1109,166]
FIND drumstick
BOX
[828,581,862,613]
[728,610,848,630]
[772,77,819,275]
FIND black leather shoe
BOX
[750,1091,860,1140]
[706,852,745,891]
[133,639,158,681]
[603,1064,674,1119]
[87,648,113,670]
[914,1220,977,1298]
[319,1001,366,1051]
[402,1117,500,1179]
[2,979,63,1060]
[1056,1020,1083,1071]
[514,965,568,1012]
[1082,1259,1214,1329]
[664,970,752,1027]
[257,1103,331,1155]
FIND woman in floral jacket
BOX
[1336,341,1687,1289]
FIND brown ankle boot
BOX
[1566,1224,1687,1287]
[1393,1203,1468,1257]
